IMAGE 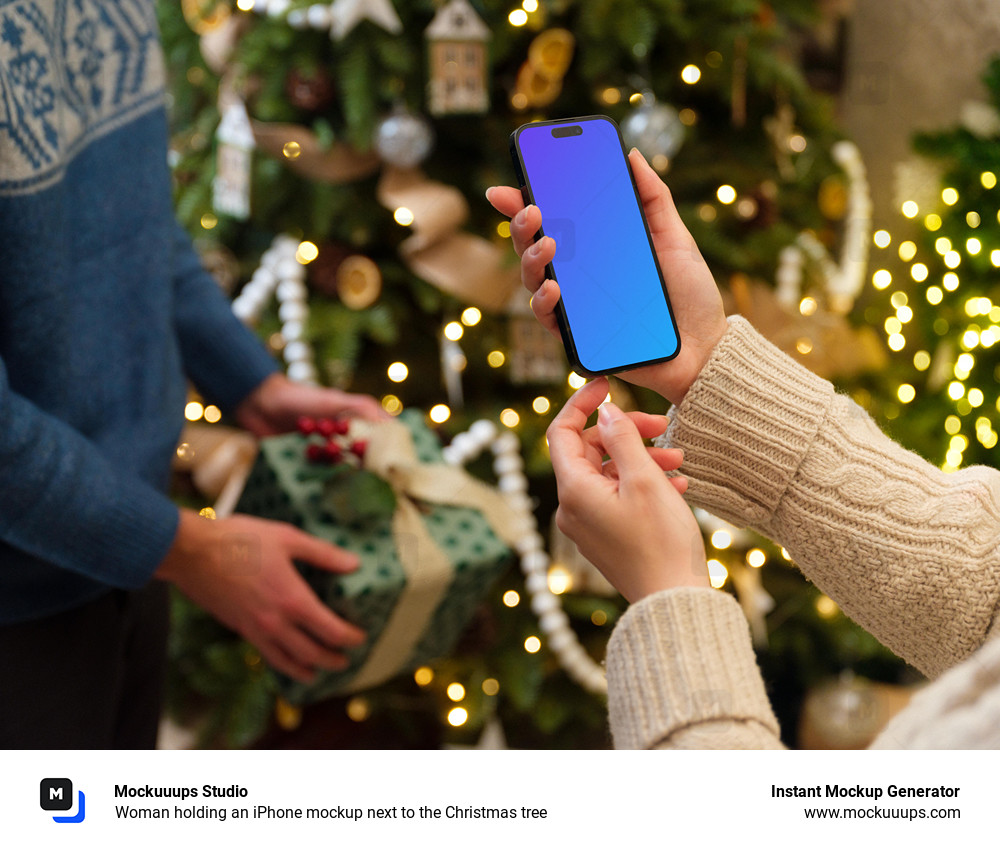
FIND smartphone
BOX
[509,115,680,376]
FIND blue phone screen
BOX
[515,117,679,374]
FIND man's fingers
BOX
[669,475,689,495]
[287,527,360,574]
[256,641,317,683]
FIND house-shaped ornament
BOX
[425,0,491,116]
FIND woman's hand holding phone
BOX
[487,148,727,406]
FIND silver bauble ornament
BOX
[374,109,434,168]
[621,100,684,163]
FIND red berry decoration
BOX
[316,418,336,437]
[332,418,350,435]
[349,440,367,459]
[306,443,326,463]
[297,416,316,435]
[325,441,344,463]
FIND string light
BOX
[887,333,906,351]
[523,636,541,653]
[500,408,520,428]
[941,187,959,205]
[924,213,942,231]
[443,321,464,341]
[815,595,839,618]
[935,237,952,255]
[967,211,981,228]
[203,405,222,423]
[789,134,807,153]
[461,307,482,326]
[381,394,403,415]
[716,184,737,204]
[969,388,985,407]
[943,272,960,291]
[282,141,301,159]
[710,529,732,549]
[447,707,468,726]
[532,396,551,414]
[185,401,204,421]
[746,548,767,568]
[901,201,919,218]
[488,350,505,368]
[482,678,500,696]
[914,350,931,370]
[591,609,608,626]
[547,564,572,594]
[885,317,902,335]
[679,108,697,126]
[799,296,817,316]
[982,171,997,189]
[707,559,728,588]
[295,240,319,263]
[236,0,254,10]
[910,263,928,282]
[496,221,511,238]
[387,362,408,382]
[898,240,917,261]
[967,237,982,255]
[680,64,701,84]
[429,404,451,424]
[897,384,916,403]
[897,305,913,322]
[945,415,962,434]
[567,372,586,389]
[393,206,414,226]
[948,381,965,400]
[522,0,538,11]
[502,590,520,607]
[346,697,370,722]
[872,269,892,289]
[873,230,891,248]
[926,286,943,305]
[508,8,528,25]
[446,682,465,701]
[944,250,962,269]
[414,667,434,687]
[199,506,216,519]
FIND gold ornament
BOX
[336,255,383,310]
[181,0,230,35]
[512,29,576,110]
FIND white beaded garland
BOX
[443,419,608,695]
[231,234,320,386]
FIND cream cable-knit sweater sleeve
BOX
[606,316,1000,749]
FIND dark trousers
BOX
[0,581,170,748]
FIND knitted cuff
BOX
[658,315,834,528]
[606,588,780,749]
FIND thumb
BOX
[287,527,361,574]
[597,402,657,479]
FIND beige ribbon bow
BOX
[346,419,522,691]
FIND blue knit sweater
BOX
[0,0,278,622]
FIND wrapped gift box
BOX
[234,410,515,703]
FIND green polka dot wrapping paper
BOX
[234,410,516,703]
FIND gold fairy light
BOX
[941,187,959,205]
[898,240,917,261]
[873,230,891,248]
[926,286,943,305]
[901,201,919,218]
[707,560,728,588]
[429,404,451,424]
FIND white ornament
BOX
[442,419,607,694]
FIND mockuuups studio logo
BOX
[40,778,86,823]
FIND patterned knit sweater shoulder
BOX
[0,0,276,622]
[606,317,1000,749]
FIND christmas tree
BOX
[162,0,909,749]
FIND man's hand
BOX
[236,373,388,437]
[547,378,709,602]
[157,509,366,681]
[487,148,728,405]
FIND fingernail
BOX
[598,401,621,425]
[485,187,494,202]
